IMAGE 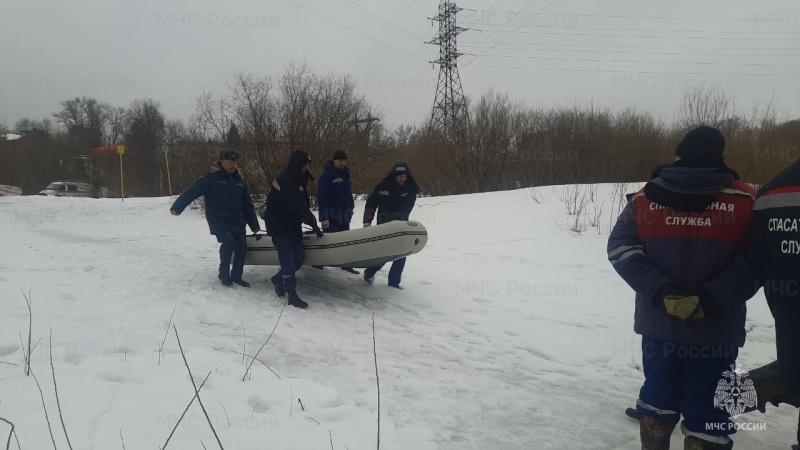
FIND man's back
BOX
[752,159,800,394]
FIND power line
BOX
[462,0,538,65]
[463,11,777,23]
[375,0,432,35]
[466,28,800,41]
[459,40,800,51]
[460,23,800,35]
[387,79,438,114]
[465,52,800,67]
[397,0,432,18]
[411,0,435,15]
[466,0,501,33]
[464,0,562,66]
[283,0,429,61]
[460,45,800,58]
[468,63,800,77]
[377,65,434,107]
[337,0,428,41]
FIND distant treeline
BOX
[1,61,798,198]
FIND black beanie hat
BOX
[675,126,725,166]
[389,162,410,176]
[288,149,311,170]
[219,148,239,161]
[332,150,347,160]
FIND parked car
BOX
[38,181,93,197]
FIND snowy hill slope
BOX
[0,186,796,449]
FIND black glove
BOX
[314,228,324,238]
[748,361,800,413]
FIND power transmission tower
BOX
[428,1,469,144]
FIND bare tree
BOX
[125,99,167,195]
[676,85,736,130]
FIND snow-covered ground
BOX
[0,186,796,449]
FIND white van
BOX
[38,181,93,197]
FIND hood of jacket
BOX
[287,149,314,183]
[645,165,736,212]
[381,162,420,192]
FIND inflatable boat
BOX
[244,220,428,268]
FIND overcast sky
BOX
[1,0,799,131]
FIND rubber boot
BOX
[270,273,285,298]
[640,416,675,450]
[218,274,232,287]
[287,292,308,309]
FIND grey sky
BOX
[1,0,799,131]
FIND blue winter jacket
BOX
[170,166,260,235]
[317,160,355,225]
[608,165,758,347]
[363,163,420,225]
[750,159,800,394]
[263,150,319,242]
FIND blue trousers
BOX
[637,337,739,438]
[272,237,304,294]
[215,231,247,282]
[364,257,406,286]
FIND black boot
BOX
[341,267,360,274]
[232,279,250,288]
[218,274,232,287]
[640,416,675,450]
[287,292,308,309]
[270,273,285,298]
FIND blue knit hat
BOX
[219,148,239,161]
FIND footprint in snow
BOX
[64,351,83,365]
[247,396,271,413]
[0,343,18,356]
[418,280,432,286]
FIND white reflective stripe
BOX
[630,192,647,202]
[608,244,643,259]
[637,399,679,416]
[680,423,732,444]
[272,180,281,191]
[379,191,389,195]
[720,188,755,200]
[754,192,800,211]
[332,178,344,183]
[610,249,645,265]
